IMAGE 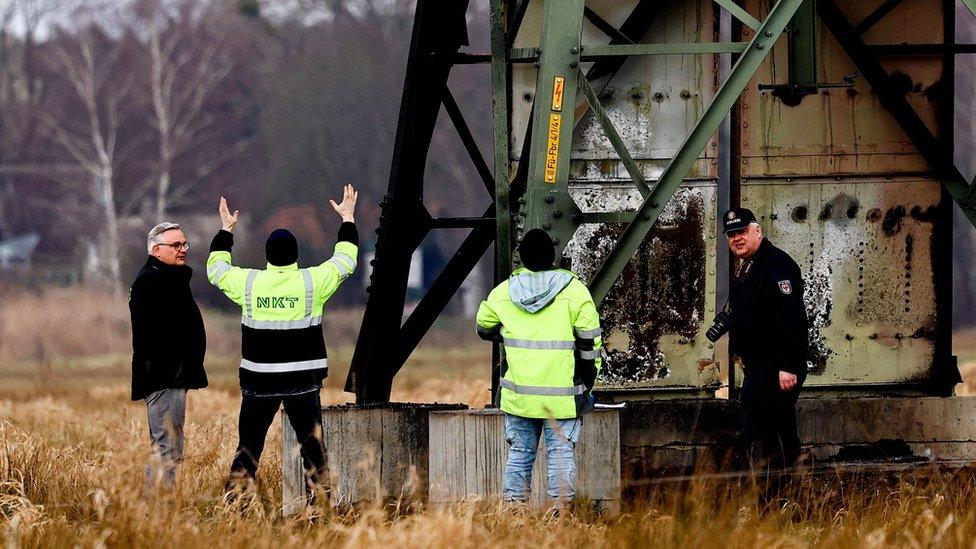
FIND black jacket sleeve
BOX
[210,229,234,252]
[130,272,172,398]
[337,221,358,246]
[768,261,809,376]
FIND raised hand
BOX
[330,184,358,223]
[219,196,240,232]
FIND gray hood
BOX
[509,269,573,313]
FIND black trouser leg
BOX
[772,387,802,467]
[229,394,282,482]
[282,391,328,488]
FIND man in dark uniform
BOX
[722,208,808,470]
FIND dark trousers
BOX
[738,367,804,470]
[229,391,327,488]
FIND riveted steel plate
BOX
[564,183,720,391]
[741,177,940,387]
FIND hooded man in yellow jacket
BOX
[476,229,602,505]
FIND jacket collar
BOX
[751,237,773,262]
[145,255,193,278]
[265,262,299,271]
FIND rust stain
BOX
[882,205,907,236]
[583,192,707,385]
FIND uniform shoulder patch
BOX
[778,279,792,295]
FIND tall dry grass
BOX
[5,286,976,546]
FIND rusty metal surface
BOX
[736,0,949,391]
[507,1,723,392]
[739,0,943,177]
[742,178,940,387]
[510,0,719,168]
[565,183,720,390]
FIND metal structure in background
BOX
[349,0,976,403]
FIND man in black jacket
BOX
[722,208,808,470]
[130,221,208,489]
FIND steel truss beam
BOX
[817,0,964,391]
[347,0,495,403]
[816,0,976,228]
[963,0,976,20]
[577,72,650,197]
[852,0,905,36]
[588,0,806,304]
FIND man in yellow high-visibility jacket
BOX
[207,184,358,497]
[476,229,602,505]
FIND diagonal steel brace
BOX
[588,0,806,305]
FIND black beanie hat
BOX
[518,229,556,272]
[266,228,298,266]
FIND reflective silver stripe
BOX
[574,327,602,339]
[207,261,232,284]
[579,349,600,360]
[241,316,323,330]
[327,257,353,277]
[244,270,258,317]
[240,358,328,373]
[503,338,575,350]
[499,378,586,396]
[300,268,314,317]
[334,252,355,271]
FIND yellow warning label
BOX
[551,76,565,112]
[544,113,561,184]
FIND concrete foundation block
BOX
[617,396,976,485]
[281,403,467,516]
[427,408,620,511]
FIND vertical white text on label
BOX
[544,113,562,184]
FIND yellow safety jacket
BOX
[476,268,602,419]
[206,229,357,393]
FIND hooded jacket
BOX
[129,256,208,400]
[476,268,602,419]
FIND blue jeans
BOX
[503,414,581,504]
[145,388,187,489]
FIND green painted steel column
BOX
[490,0,512,280]
[521,0,585,255]
[589,0,806,305]
[788,0,817,94]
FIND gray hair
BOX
[147,221,182,253]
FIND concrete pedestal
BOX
[281,403,467,516]
[618,396,976,492]
[427,408,620,511]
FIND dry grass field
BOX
[5,286,976,547]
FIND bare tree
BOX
[0,0,57,238]
[42,27,135,293]
[140,0,234,220]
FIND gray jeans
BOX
[145,388,187,489]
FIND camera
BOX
[705,310,732,343]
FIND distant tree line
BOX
[0,0,493,306]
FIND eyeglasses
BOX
[158,241,190,251]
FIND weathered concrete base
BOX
[619,396,976,491]
[282,403,467,516]
[427,408,620,511]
